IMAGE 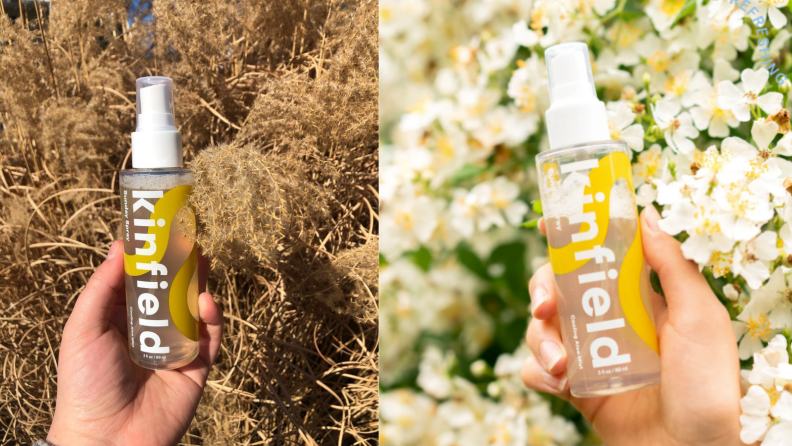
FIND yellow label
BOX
[124,184,194,276]
[549,152,658,354]
[170,243,199,341]
[619,224,659,353]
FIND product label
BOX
[121,184,199,361]
[545,152,658,372]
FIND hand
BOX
[47,240,223,446]
[522,206,743,446]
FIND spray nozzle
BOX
[135,77,177,131]
[545,43,597,105]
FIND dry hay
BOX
[0,1,378,444]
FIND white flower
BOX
[755,0,790,29]
[732,232,778,290]
[748,266,792,330]
[645,0,688,32]
[636,183,657,207]
[470,106,539,151]
[717,68,784,121]
[479,29,518,73]
[724,283,743,301]
[607,102,645,152]
[752,118,781,151]
[450,177,528,237]
[748,334,790,389]
[511,20,538,48]
[699,1,751,61]
[380,390,436,445]
[653,97,699,154]
[753,29,792,63]
[633,144,667,186]
[417,347,456,399]
[739,385,774,444]
[734,287,777,361]
[379,0,429,39]
[507,54,548,114]
[689,74,741,138]
[765,392,792,446]
[380,184,442,259]
[634,33,700,92]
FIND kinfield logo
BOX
[131,190,170,354]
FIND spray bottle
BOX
[535,43,661,397]
[120,77,199,370]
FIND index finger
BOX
[67,240,126,338]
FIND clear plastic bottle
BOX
[120,77,199,370]
[535,43,660,397]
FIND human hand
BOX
[522,206,743,446]
[47,240,223,446]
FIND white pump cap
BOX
[131,77,183,168]
[544,43,610,150]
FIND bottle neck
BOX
[130,130,183,169]
[545,98,610,151]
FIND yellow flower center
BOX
[528,425,553,446]
[609,121,622,141]
[669,118,681,131]
[395,210,414,231]
[708,251,731,277]
[518,87,536,113]
[747,158,770,180]
[661,0,686,15]
[647,50,671,72]
[664,71,691,97]
[746,313,771,341]
[767,386,781,407]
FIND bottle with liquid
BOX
[120,77,199,370]
[535,43,660,397]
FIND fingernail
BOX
[107,241,120,259]
[542,372,567,392]
[531,286,548,315]
[643,205,661,232]
[540,340,563,372]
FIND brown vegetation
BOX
[0,0,378,444]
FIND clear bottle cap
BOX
[545,42,597,105]
[135,77,177,131]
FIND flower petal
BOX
[620,124,645,152]
[752,120,780,149]
[768,6,788,29]
[716,81,743,110]
[757,92,784,116]
[742,68,770,94]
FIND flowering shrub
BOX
[380,0,792,444]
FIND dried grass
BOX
[0,1,378,444]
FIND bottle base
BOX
[130,348,199,371]
[570,373,660,398]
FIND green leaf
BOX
[457,244,490,280]
[521,219,540,229]
[670,0,696,29]
[532,200,543,215]
[489,242,530,302]
[410,246,433,272]
[451,164,487,184]
[650,269,665,299]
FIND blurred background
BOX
[379,0,598,444]
[0,1,378,444]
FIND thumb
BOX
[640,205,721,321]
